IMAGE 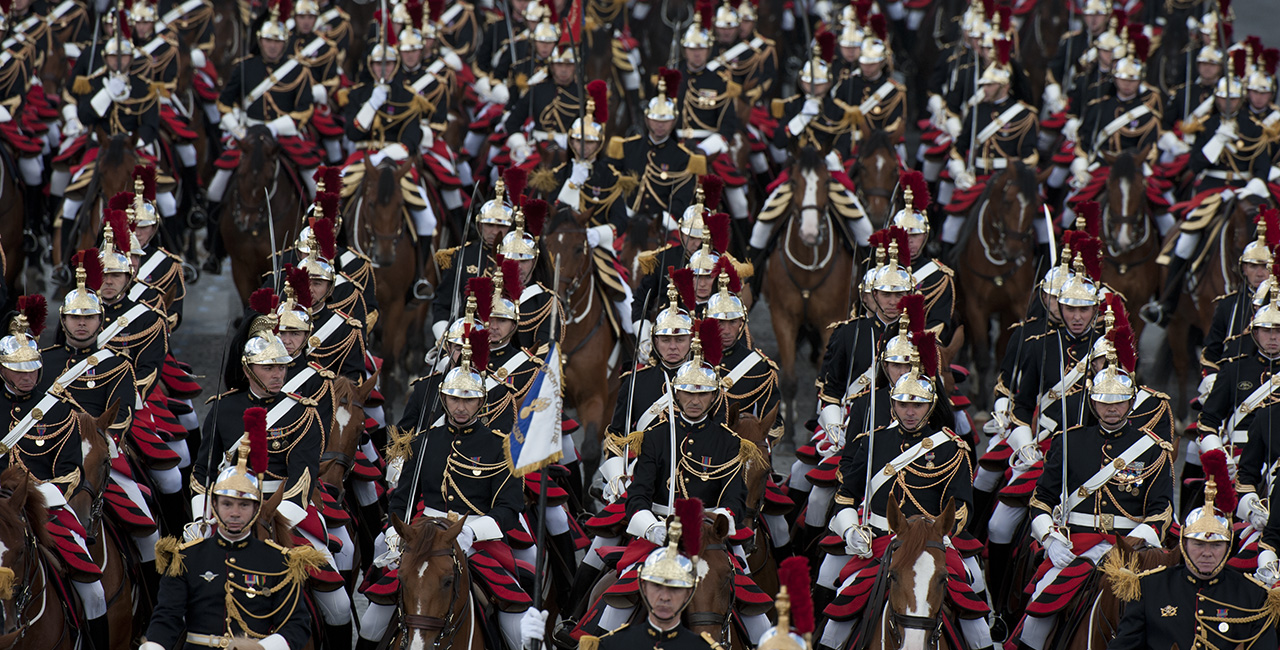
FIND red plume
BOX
[671,267,696,311]
[427,0,444,24]
[1108,322,1137,373]
[1076,201,1101,238]
[117,7,131,39]
[901,170,930,210]
[659,67,682,96]
[1125,23,1143,47]
[587,80,609,124]
[1245,35,1262,58]
[1198,447,1238,514]
[915,330,939,378]
[1219,0,1231,17]
[1131,33,1149,63]
[1232,49,1247,79]
[885,226,911,266]
[285,264,312,308]
[712,256,741,293]
[701,174,725,209]
[245,407,269,476]
[277,0,292,22]
[1221,22,1233,48]
[1079,237,1102,282]
[1104,292,1130,330]
[705,212,730,254]
[133,165,157,201]
[500,259,524,301]
[108,191,134,212]
[869,13,887,40]
[313,166,342,192]
[995,38,1012,66]
[503,167,528,203]
[898,294,925,331]
[996,6,1010,33]
[468,277,494,323]
[779,557,815,635]
[697,0,713,29]
[406,0,423,28]
[1111,9,1127,33]
[1264,48,1279,76]
[816,31,836,64]
[107,209,131,255]
[318,192,342,222]
[867,229,885,253]
[74,248,104,292]
[675,497,704,556]
[544,0,559,26]
[855,0,872,25]
[1260,208,1280,248]
[698,318,723,365]
[523,199,547,237]
[16,295,47,337]
[978,0,993,19]
[467,326,490,369]
[249,287,279,315]
[311,216,336,261]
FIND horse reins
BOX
[684,538,736,646]
[881,538,948,650]
[399,542,469,650]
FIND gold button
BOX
[228,572,235,578]
[229,558,237,563]
[448,495,455,501]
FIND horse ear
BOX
[936,498,956,537]
[391,513,412,540]
[886,497,904,534]
[357,367,380,401]
[363,155,375,175]
[98,400,120,434]
[397,160,414,180]
[712,511,730,540]
[445,515,468,541]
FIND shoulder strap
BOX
[1063,432,1160,513]
[868,430,954,498]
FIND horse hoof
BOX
[51,265,71,287]
[182,262,200,285]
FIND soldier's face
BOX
[981,82,1007,103]
[655,334,691,364]
[1243,262,1270,290]
[715,26,736,45]
[1059,304,1096,335]
[481,223,510,248]
[260,38,286,61]
[1041,292,1062,323]
[135,223,156,248]
[1185,539,1228,578]
[534,42,555,60]
[214,496,259,537]
[249,363,288,393]
[1093,399,1130,429]
[694,274,715,301]
[296,15,317,34]
[106,54,131,72]
[570,138,601,159]
[907,233,927,259]
[860,61,883,79]
[518,258,536,285]
[309,280,330,308]
[444,395,483,425]
[402,48,424,69]
[642,582,691,625]
[840,46,860,63]
[371,61,397,80]
[1250,90,1272,111]
[489,317,517,347]
[11,0,30,11]
[63,314,102,345]
[800,79,830,98]
[280,331,308,356]
[684,46,709,69]
[1254,327,1280,357]
[551,62,575,86]
[885,361,911,385]
[512,0,532,19]
[676,389,714,419]
[738,20,755,38]
[135,21,155,39]
[1198,61,1222,84]
[718,318,742,348]
[1215,96,1243,115]
[874,290,904,320]
[679,232,703,253]
[0,368,38,395]
[1114,78,1139,98]
[646,118,675,140]
[892,400,929,430]
[1084,14,1106,34]
[100,273,129,302]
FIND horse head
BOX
[543,203,594,303]
[230,125,281,233]
[854,129,899,226]
[391,515,473,649]
[355,157,415,267]
[91,127,141,210]
[1103,149,1151,254]
[68,404,119,536]
[882,498,954,650]
[684,510,739,645]
[0,465,58,636]
[728,403,774,515]
[791,147,831,247]
[978,163,1038,266]
[320,373,378,489]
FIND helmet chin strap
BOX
[244,362,278,396]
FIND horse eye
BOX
[441,576,453,588]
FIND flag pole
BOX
[530,261,562,630]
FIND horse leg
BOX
[773,310,801,446]
[966,297,993,411]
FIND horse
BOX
[865,498,957,650]
[851,129,901,228]
[1097,150,1161,340]
[951,162,1039,409]
[388,515,484,650]
[0,465,76,650]
[731,406,780,610]
[0,157,24,295]
[762,148,855,440]
[222,125,306,307]
[543,206,621,487]
[684,510,752,650]
[1065,538,1178,650]
[1016,0,1069,103]
[56,130,141,275]
[1165,193,1272,418]
[319,374,378,589]
[347,158,421,406]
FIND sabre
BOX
[861,341,878,523]
[530,263,562,619]
[1055,328,1069,529]
[378,0,389,84]
[665,372,678,518]
[1044,205,1056,268]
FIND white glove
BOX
[62,114,85,138]
[644,522,667,545]
[490,81,510,105]
[817,404,846,453]
[1044,533,1076,569]
[311,83,328,106]
[265,115,297,138]
[1158,130,1190,156]
[844,525,873,558]
[569,159,591,186]
[1227,456,1239,482]
[1197,373,1217,401]
[943,116,962,139]
[1239,493,1270,530]
[1043,83,1065,114]
[787,112,814,135]
[955,169,975,191]
[801,98,821,116]
[368,84,389,110]
[507,133,532,165]
[1255,550,1280,587]
[106,75,128,101]
[1012,444,1043,471]
[221,109,243,137]
[946,157,966,180]
[182,518,212,542]
[587,224,614,249]
[927,94,944,119]
[190,48,207,69]
[520,609,549,646]
[586,228,601,248]
[1062,117,1080,142]
[442,50,463,72]
[1214,119,1238,141]
[1069,157,1091,189]
[457,524,477,556]
[373,528,403,568]
[698,133,728,156]
[633,1,650,19]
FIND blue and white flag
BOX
[505,342,564,476]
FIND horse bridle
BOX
[230,137,280,232]
[684,539,736,645]
[0,506,45,647]
[399,534,466,649]
[883,538,947,649]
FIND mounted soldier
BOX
[495,200,563,351]
[291,0,347,165]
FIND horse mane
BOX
[944,162,1037,268]
[547,203,580,233]
[1109,150,1140,183]
[0,466,55,555]
[405,518,446,556]
[858,129,895,160]
[101,134,129,167]
[796,145,822,171]
[376,162,399,205]
[887,515,939,570]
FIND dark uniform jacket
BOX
[306,302,367,380]
[631,243,694,324]
[1011,324,1100,433]
[41,342,136,439]
[132,241,187,331]
[836,423,973,533]
[816,315,891,407]
[432,240,498,326]
[102,297,169,395]
[1202,289,1255,373]
[626,408,748,524]
[504,79,583,138]
[952,96,1039,173]
[0,383,86,483]
[609,362,680,437]
[343,72,425,151]
[771,93,858,153]
[217,54,314,124]
[717,336,779,423]
[77,70,160,144]
[675,64,740,139]
[591,621,719,650]
[1107,564,1275,650]
[1196,344,1280,444]
[1077,87,1162,160]
[607,134,702,218]
[1189,110,1276,184]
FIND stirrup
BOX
[1138,301,1167,327]
[413,279,435,301]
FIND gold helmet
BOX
[1214,74,1243,99]
[654,271,695,337]
[890,172,930,236]
[212,409,268,504]
[1081,0,1109,15]
[295,0,321,15]
[1240,208,1278,267]
[478,176,517,227]
[736,0,757,22]
[1197,40,1224,66]
[978,38,1014,86]
[838,19,864,49]
[687,242,721,277]
[61,249,105,316]
[259,0,291,41]
[490,265,520,323]
[758,557,815,650]
[103,34,139,58]
[890,348,937,406]
[368,41,400,64]
[242,324,292,367]
[397,0,426,50]
[299,219,337,284]
[960,0,987,37]
[871,238,916,294]
[638,500,702,591]
[570,80,608,142]
[682,0,713,48]
[800,32,835,85]
[99,209,133,278]
[0,295,46,372]
[647,68,681,121]
[527,0,561,43]
[1247,49,1277,94]
[548,43,577,64]
[445,295,486,346]
[1182,476,1233,545]
[1251,295,1280,330]
[440,329,487,399]
[1057,241,1100,307]
[1088,350,1136,403]
[1112,28,1149,81]
[681,185,709,238]
[129,0,159,23]
[705,263,745,322]
[858,38,888,64]
[1040,233,1076,296]
[277,269,314,333]
[130,166,160,227]
[498,199,546,261]
[673,321,722,393]
[882,294,922,365]
[714,0,740,28]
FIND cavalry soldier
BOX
[1014,350,1174,650]
[1042,0,1110,118]
[819,345,990,650]
[431,169,518,342]
[359,333,541,650]
[296,225,367,380]
[706,260,779,430]
[833,23,905,153]
[496,201,564,351]
[292,0,347,165]
[123,166,186,330]
[503,37,582,157]
[724,0,778,104]
[310,0,353,52]
[770,33,861,157]
[606,67,705,222]
[475,0,532,78]
[141,420,318,650]
[890,173,956,342]
[1109,478,1276,650]
[1161,34,1224,135]
[0,9,46,247]
[0,290,114,650]
[492,0,558,93]
[630,179,721,344]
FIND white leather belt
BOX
[186,634,231,648]
[652,503,672,516]
[679,128,715,139]
[531,129,563,141]
[1066,512,1139,531]
[262,479,284,492]
[1204,169,1252,180]
[975,158,1011,172]
[1231,429,1249,444]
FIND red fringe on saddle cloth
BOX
[709,153,746,185]
[311,108,345,138]
[1066,165,1172,213]
[103,482,158,534]
[216,137,324,170]
[0,121,43,154]
[944,174,993,215]
[47,508,104,580]
[159,104,198,141]
[1022,533,1111,616]
[359,540,535,608]
[805,454,842,487]
[161,354,203,399]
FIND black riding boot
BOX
[986,542,1015,612]
[203,201,226,275]
[413,235,434,301]
[140,559,162,605]
[84,615,111,650]
[1141,255,1189,327]
[155,490,190,538]
[550,531,579,596]
[566,562,605,620]
[21,183,44,251]
[968,488,996,539]
[325,621,353,650]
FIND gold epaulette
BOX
[1100,552,1167,603]
[435,246,460,270]
[285,545,327,584]
[637,244,672,276]
[529,166,560,192]
[335,87,350,107]
[606,135,636,159]
[1212,291,1238,303]
[616,171,640,196]
[688,153,707,176]
[737,434,767,468]
[72,75,91,94]
[770,97,788,119]
[204,390,234,405]
[579,635,600,650]
[155,535,199,577]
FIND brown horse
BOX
[0,157,24,292]
[389,515,484,650]
[952,163,1039,408]
[852,129,901,228]
[732,407,780,609]
[866,499,957,650]
[347,158,420,405]
[56,130,141,273]
[1016,0,1069,103]
[222,125,306,307]
[543,206,620,484]
[763,149,855,440]
[0,466,76,650]
[1066,539,1178,650]
[684,510,755,650]
[211,1,246,81]
[319,374,377,589]
[1097,150,1161,340]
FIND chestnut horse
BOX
[389,515,484,650]
[1066,539,1178,650]
[57,130,141,275]
[866,499,958,650]
[0,465,76,650]
[1097,150,1162,341]
[684,510,755,650]
[318,374,378,589]
[347,158,420,406]
[763,148,855,440]
[222,125,306,307]
[852,129,901,228]
[0,153,24,294]
[951,162,1039,408]
[543,206,620,484]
